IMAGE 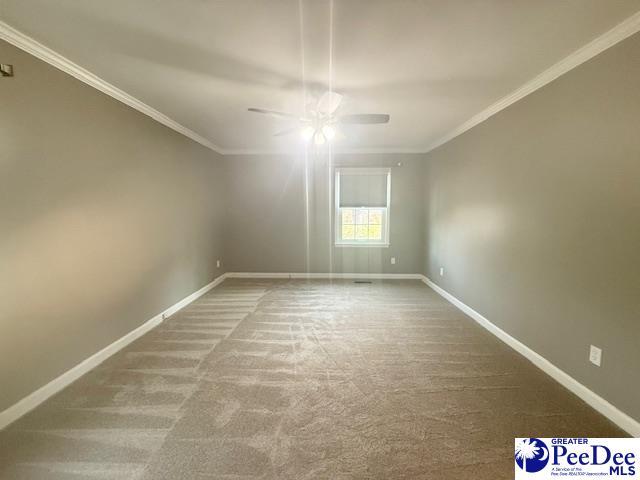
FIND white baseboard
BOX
[161,273,227,318]
[420,275,640,437]
[0,273,227,431]
[226,272,423,280]
[226,272,291,279]
[7,271,634,436]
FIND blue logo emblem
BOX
[515,438,550,473]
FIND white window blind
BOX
[339,171,389,208]
[335,168,391,246]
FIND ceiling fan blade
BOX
[317,92,343,115]
[248,108,300,120]
[337,114,390,124]
[273,127,300,136]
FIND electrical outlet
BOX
[439,267,444,277]
[589,345,602,367]
[216,259,221,268]
[390,257,396,265]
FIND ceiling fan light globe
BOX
[322,125,336,140]
[301,126,315,141]
[314,132,326,145]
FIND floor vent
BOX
[354,280,373,284]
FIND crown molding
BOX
[3,10,639,157]
[218,146,428,156]
[422,10,640,154]
[194,10,640,157]
[0,21,223,154]
[0,24,415,157]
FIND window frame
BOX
[334,167,391,247]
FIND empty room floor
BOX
[0,279,623,479]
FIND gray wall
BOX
[422,33,640,420]
[0,40,226,411]
[224,153,425,274]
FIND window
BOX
[335,168,391,246]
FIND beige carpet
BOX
[0,279,624,479]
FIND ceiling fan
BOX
[248,92,390,146]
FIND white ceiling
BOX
[2,1,639,154]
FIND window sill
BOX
[334,243,390,248]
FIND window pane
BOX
[355,209,368,225]
[355,224,368,240]
[342,224,355,240]
[341,208,355,225]
[368,209,382,225]
[368,224,382,240]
